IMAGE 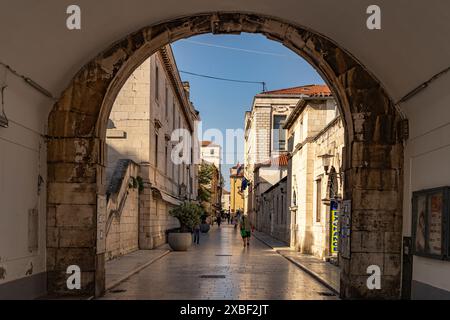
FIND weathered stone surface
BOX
[340,274,400,299]
[48,110,98,138]
[384,253,402,276]
[55,205,96,227]
[47,270,95,296]
[384,232,402,253]
[47,205,56,227]
[351,141,403,169]
[54,248,96,271]
[48,162,96,184]
[58,227,96,248]
[352,189,399,211]
[350,253,384,275]
[48,182,97,205]
[352,210,396,232]
[349,168,399,191]
[47,138,101,164]
[47,227,59,248]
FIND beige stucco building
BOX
[222,189,231,213]
[284,93,344,260]
[105,45,199,258]
[201,140,221,171]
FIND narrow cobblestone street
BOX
[101,225,338,300]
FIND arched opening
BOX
[46,12,404,299]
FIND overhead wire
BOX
[179,70,267,91]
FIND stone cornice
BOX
[158,46,195,132]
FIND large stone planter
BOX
[168,232,192,251]
[200,223,210,233]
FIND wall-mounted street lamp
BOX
[318,153,334,175]
[319,153,344,202]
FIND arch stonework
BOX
[47,13,404,298]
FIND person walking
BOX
[193,222,201,244]
[217,214,222,228]
[239,214,252,247]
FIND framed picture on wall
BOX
[412,187,450,260]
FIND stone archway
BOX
[46,12,405,299]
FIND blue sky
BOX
[171,33,324,190]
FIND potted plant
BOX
[168,202,203,251]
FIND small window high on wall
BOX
[273,115,287,151]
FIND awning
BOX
[152,187,182,206]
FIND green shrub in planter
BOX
[169,202,204,233]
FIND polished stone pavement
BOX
[253,231,340,294]
[101,225,338,300]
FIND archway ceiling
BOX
[1,0,449,107]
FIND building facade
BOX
[230,164,245,215]
[284,94,344,260]
[201,140,222,171]
[222,189,231,213]
[244,85,330,233]
[106,45,200,257]
[260,177,289,243]
[252,155,288,233]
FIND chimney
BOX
[183,81,190,100]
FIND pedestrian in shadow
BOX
[193,222,200,244]
[217,214,222,228]
[239,214,251,247]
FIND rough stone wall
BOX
[311,115,345,259]
[255,109,271,164]
[150,196,179,248]
[287,102,344,259]
[106,58,151,183]
[47,13,403,299]
[105,188,139,260]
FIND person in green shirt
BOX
[239,214,252,247]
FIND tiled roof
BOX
[261,84,331,97]
[260,154,289,167]
[201,140,220,147]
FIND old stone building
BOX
[284,93,344,260]
[244,85,331,230]
[105,45,199,256]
